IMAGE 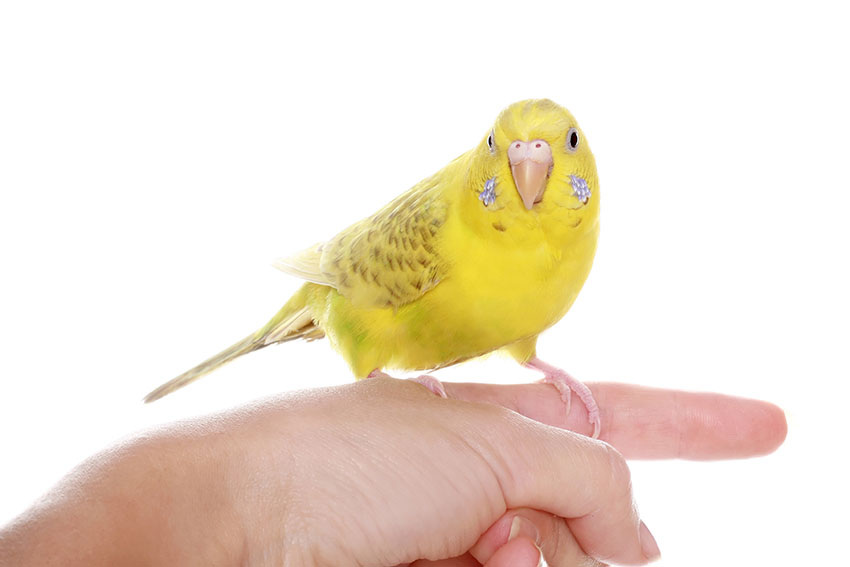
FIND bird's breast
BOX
[397,217,599,366]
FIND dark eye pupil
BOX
[569,131,579,149]
[487,134,494,148]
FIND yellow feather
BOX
[145,99,600,400]
[273,243,330,287]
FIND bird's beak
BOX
[508,140,553,210]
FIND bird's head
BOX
[462,99,599,238]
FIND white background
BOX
[1,1,848,565]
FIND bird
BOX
[144,98,603,437]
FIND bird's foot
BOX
[409,374,448,398]
[524,357,601,439]
[367,369,447,398]
[367,369,393,379]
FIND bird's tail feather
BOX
[143,285,322,403]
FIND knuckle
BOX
[600,442,631,494]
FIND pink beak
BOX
[508,140,554,210]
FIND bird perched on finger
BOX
[144,99,603,437]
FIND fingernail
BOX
[508,515,540,544]
[533,543,550,567]
[639,520,661,561]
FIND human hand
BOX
[0,378,785,567]
[413,380,787,566]
[173,378,784,566]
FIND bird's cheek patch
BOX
[478,176,497,207]
[570,174,591,204]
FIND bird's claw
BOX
[408,374,448,398]
[541,374,573,417]
[541,372,601,438]
[525,357,602,439]
[368,369,448,398]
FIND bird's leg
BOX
[367,369,447,398]
[523,357,601,438]
[366,369,393,379]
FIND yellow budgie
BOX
[144,99,602,437]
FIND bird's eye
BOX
[566,128,579,153]
[487,130,496,154]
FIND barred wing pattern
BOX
[275,176,449,309]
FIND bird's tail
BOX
[143,284,323,403]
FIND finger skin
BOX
[292,378,652,565]
[412,540,540,567]
[411,552,482,566]
[443,382,787,459]
[489,414,650,564]
[484,537,541,567]
[471,509,609,567]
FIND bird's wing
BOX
[275,176,449,309]
[272,243,331,286]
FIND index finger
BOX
[442,381,787,460]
